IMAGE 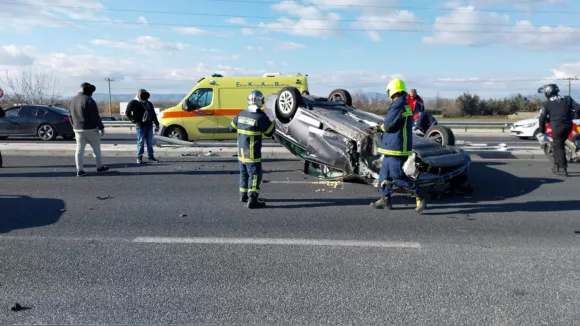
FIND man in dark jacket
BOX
[69,82,109,176]
[229,90,276,209]
[370,78,426,213]
[538,84,580,176]
[125,89,160,164]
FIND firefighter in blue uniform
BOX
[412,109,438,134]
[370,78,427,213]
[229,90,276,209]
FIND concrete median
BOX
[0,142,547,160]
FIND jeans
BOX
[74,128,103,170]
[378,155,417,196]
[239,162,262,198]
[136,125,154,159]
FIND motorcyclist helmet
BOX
[537,84,560,98]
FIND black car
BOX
[0,105,75,141]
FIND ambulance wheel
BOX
[165,126,187,140]
[425,125,455,146]
[276,86,302,121]
[328,89,353,106]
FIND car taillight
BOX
[64,116,70,121]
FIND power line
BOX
[557,77,579,96]
[2,0,578,15]
[3,15,580,34]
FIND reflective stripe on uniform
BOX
[230,121,237,129]
[238,157,261,163]
[240,188,248,192]
[238,129,261,136]
[264,122,274,135]
[250,135,255,160]
[377,148,412,156]
[250,175,259,193]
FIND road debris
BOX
[10,303,30,312]
[96,195,114,200]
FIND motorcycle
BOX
[536,122,580,162]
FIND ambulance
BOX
[158,73,309,141]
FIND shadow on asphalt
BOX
[0,168,295,178]
[0,195,65,234]
[423,161,571,215]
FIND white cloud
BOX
[0,0,112,33]
[226,17,247,25]
[246,45,263,51]
[549,62,580,79]
[353,10,422,41]
[241,28,255,35]
[91,36,190,53]
[467,0,563,5]
[267,61,275,65]
[276,41,307,50]
[0,45,35,66]
[423,6,580,50]
[259,0,342,38]
[172,27,227,38]
[137,16,148,24]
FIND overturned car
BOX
[264,86,472,197]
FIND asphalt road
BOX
[2,133,537,147]
[1,156,580,325]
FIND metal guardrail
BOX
[101,121,514,131]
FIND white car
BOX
[510,116,580,140]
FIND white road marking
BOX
[0,235,420,249]
[132,237,421,248]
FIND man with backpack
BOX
[126,89,160,164]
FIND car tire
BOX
[37,124,57,141]
[531,128,540,140]
[425,125,455,146]
[165,126,187,140]
[328,89,353,106]
[276,86,302,120]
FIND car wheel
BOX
[425,125,455,146]
[276,86,302,120]
[37,124,57,141]
[531,128,540,140]
[328,89,353,106]
[165,126,187,140]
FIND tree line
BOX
[1,66,547,118]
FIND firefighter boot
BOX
[370,195,392,210]
[240,193,248,203]
[247,195,266,209]
[415,196,427,214]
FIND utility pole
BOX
[557,76,578,97]
[105,77,115,116]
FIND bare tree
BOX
[0,66,63,105]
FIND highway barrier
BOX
[102,121,513,132]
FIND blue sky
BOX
[2,0,580,99]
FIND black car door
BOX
[0,107,21,135]
[15,106,40,135]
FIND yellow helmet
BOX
[386,78,407,99]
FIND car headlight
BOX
[521,122,536,128]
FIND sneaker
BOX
[77,170,87,177]
[240,193,249,203]
[137,158,143,164]
[247,196,266,209]
[96,165,110,173]
[370,195,392,209]
[415,196,427,214]
[148,157,159,163]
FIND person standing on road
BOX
[125,89,160,164]
[407,88,424,113]
[229,90,276,209]
[538,84,580,177]
[69,82,109,177]
[370,78,426,213]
